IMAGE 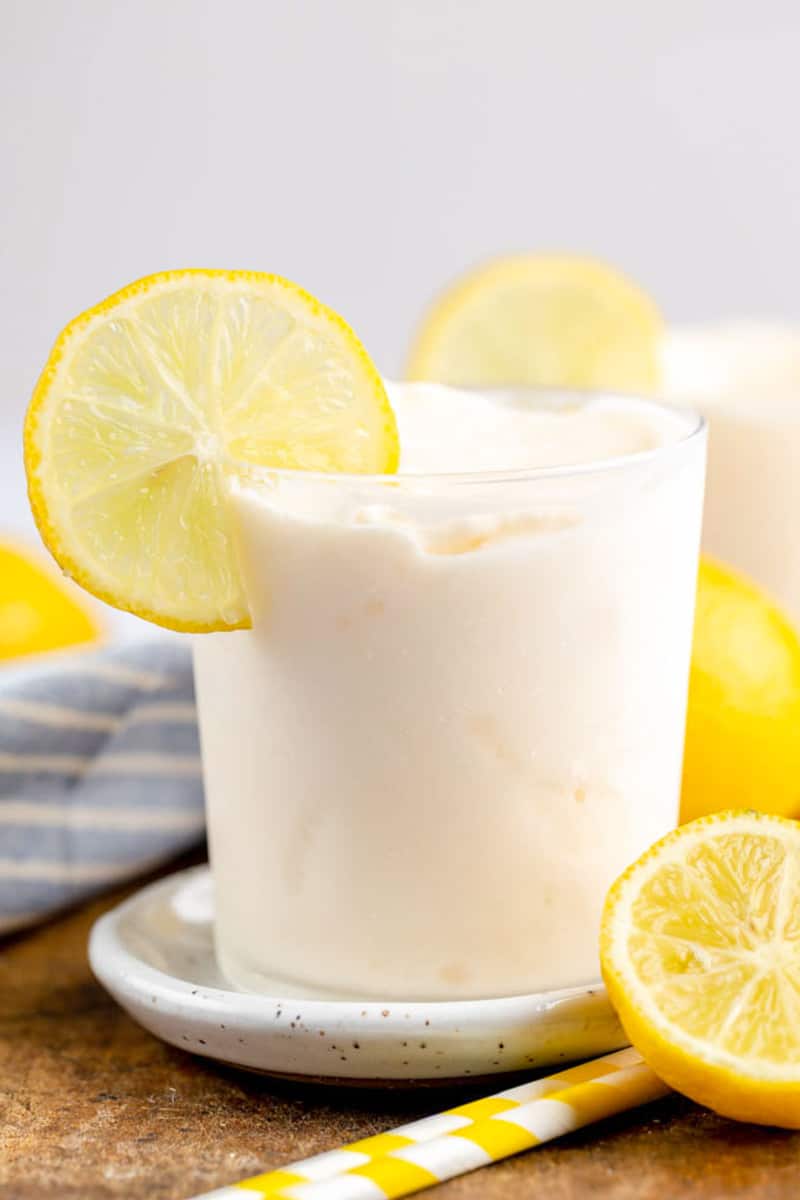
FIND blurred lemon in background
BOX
[0,543,100,661]
[681,558,800,822]
[406,255,662,393]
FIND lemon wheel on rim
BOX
[24,270,398,633]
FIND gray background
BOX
[2,0,799,555]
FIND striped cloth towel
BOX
[0,639,204,935]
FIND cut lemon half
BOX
[601,811,800,1127]
[24,270,398,632]
[407,255,661,393]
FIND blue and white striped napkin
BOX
[0,639,204,934]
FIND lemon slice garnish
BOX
[601,811,800,1128]
[24,270,397,632]
[407,255,661,393]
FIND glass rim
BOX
[234,388,706,489]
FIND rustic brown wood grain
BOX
[1,858,799,1199]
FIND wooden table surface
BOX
[1,859,799,1200]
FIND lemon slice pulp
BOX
[24,270,397,632]
[601,811,800,1127]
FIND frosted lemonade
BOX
[663,323,800,625]
[196,386,704,998]
[23,267,706,1002]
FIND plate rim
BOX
[88,865,626,1081]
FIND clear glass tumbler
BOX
[194,389,706,1001]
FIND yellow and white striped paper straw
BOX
[193,1047,669,1200]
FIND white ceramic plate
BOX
[89,866,626,1084]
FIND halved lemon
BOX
[601,811,800,1127]
[24,270,398,632]
[407,255,661,392]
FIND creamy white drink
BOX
[194,385,705,1000]
[664,324,800,625]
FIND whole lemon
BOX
[0,543,100,661]
[681,558,800,822]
